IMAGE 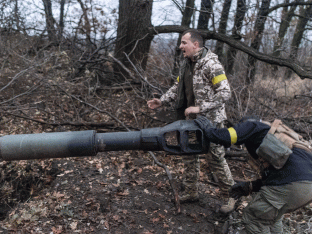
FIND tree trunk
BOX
[215,0,232,62]
[59,0,66,39]
[197,0,214,30]
[114,0,154,82]
[172,0,195,79]
[286,4,312,78]
[14,0,20,31]
[247,0,271,84]
[289,5,312,60]
[77,0,94,47]
[273,0,297,57]
[42,0,56,42]
[225,0,247,74]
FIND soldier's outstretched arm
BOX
[194,116,270,148]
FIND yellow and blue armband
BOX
[228,127,237,145]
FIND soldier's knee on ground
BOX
[242,193,282,234]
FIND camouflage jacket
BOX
[160,47,231,123]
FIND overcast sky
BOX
[23,0,204,38]
[105,0,202,26]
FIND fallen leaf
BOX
[51,226,63,234]
[70,222,78,230]
[53,191,65,198]
[156,181,162,190]
[151,217,159,223]
[159,213,165,219]
[116,189,129,196]
[113,215,120,221]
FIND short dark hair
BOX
[182,29,204,47]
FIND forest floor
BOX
[1,148,312,234]
[0,87,312,234]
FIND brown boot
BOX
[219,197,235,214]
[179,192,199,203]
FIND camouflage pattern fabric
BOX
[160,48,231,124]
[181,154,200,197]
[205,142,234,197]
[242,181,312,234]
[181,143,235,198]
[160,47,234,199]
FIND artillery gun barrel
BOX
[0,120,208,161]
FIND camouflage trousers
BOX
[182,142,234,199]
[242,181,312,234]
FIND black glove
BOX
[194,116,215,134]
[251,179,263,193]
[229,181,252,199]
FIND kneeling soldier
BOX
[195,116,312,234]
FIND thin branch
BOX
[128,33,150,57]
[109,54,139,84]
[0,65,37,93]
[171,0,183,14]
[254,97,281,117]
[148,151,181,213]
[295,94,312,99]
[53,82,131,131]
[0,81,43,105]
[268,1,312,15]
[150,25,312,79]
[3,112,115,128]
[123,53,164,94]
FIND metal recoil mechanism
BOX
[0,120,209,161]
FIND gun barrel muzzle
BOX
[0,130,97,161]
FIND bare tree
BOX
[272,0,298,58]
[77,0,94,47]
[246,0,272,83]
[150,24,312,79]
[289,4,312,60]
[114,0,154,81]
[59,0,66,39]
[225,0,247,74]
[172,0,196,77]
[214,0,233,62]
[13,0,20,31]
[197,0,214,30]
[286,4,312,78]
[42,0,56,42]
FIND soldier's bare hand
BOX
[185,106,200,116]
[147,98,162,109]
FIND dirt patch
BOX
[0,160,59,221]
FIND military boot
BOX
[219,197,236,214]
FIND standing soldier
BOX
[147,29,235,213]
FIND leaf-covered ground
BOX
[1,142,312,233]
[0,149,245,233]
